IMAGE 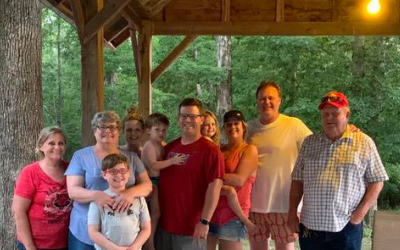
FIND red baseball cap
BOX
[318,91,349,110]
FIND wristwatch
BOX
[200,218,210,225]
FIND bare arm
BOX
[287,180,303,233]
[66,175,114,207]
[223,144,258,187]
[142,142,185,171]
[351,181,384,224]
[12,195,37,250]
[129,221,151,250]
[114,171,152,212]
[88,224,128,250]
[193,178,223,239]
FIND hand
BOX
[172,154,186,165]
[193,222,209,240]
[287,213,300,233]
[112,246,129,250]
[95,191,115,213]
[350,210,365,225]
[113,190,134,213]
[349,124,361,133]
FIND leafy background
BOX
[42,8,400,211]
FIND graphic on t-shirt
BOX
[167,152,190,165]
[44,186,72,214]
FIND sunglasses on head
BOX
[321,95,344,103]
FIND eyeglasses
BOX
[179,114,202,120]
[97,125,119,132]
[104,168,129,175]
[321,95,344,103]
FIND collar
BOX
[318,125,353,143]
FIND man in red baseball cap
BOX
[288,91,388,250]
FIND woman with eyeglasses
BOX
[12,126,72,250]
[120,107,145,158]
[65,111,152,250]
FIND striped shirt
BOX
[292,126,388,232]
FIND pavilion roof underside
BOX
[42,0,400,48]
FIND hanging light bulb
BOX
[367,0,381,14]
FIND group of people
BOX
[12,80,388,250]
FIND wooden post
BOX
[81,0,104,146]
[138,20,152,119]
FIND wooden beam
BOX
[122,5,143,32]
[40,0,75,26]
[276,0,284,22]
[83,0,131,44]
[81,0,104,146]
[69,0,85,42]
[222,0,230,22]
[138,21,152,119]
[151,35,198,83]
[153,21,400,36]
[149,0,174,17]
[130,28,142,84]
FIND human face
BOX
[201,116,217,138]
[102,163,130,190]
[148,124,169,143]
[179,106,204,138]
[124,120,144,147]
[321,105,349,141]
[40,133,66,161]
[256,86,281,124]
[94,122,120,145]
[224,118,244,141]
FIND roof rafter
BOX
[83,0,132,44]
[153,21,400,36]
[69,0,85,41]
[122,5,143,32]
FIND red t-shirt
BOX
[159,137,225,235]
[211,143,256,225]
[14,161,72,249]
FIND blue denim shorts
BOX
[208,218,247,242]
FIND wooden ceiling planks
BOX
[41,0,400,48]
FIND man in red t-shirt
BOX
[157,98,225,250]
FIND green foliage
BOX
[42,8,400,208]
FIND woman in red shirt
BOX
[12,126,72,250]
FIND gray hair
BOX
[91,111,121,131]
[35,126,66,159]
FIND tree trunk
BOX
[0,1,43,249]
[351,36,365,94]
[57,17,63,127]
[215,36,232,123]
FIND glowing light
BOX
[367,0,381,14]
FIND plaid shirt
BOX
[292,126,388,232]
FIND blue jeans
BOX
[68,230,95,250]
[16,240,68,250]
[299,222,363,250]
[155,227,206,250]
[209,218,247,242]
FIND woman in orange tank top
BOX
[208,110,258,250]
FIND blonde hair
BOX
[35,126,66,160]
[122,107,145,131]
[202,110,221,145]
